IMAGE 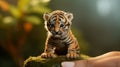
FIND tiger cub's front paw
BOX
[40,53,57,58]
[66,52,80,59]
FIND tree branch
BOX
[23,54,90,67]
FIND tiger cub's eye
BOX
[50,24,54,27]
[60,24,64,27]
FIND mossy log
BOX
[23,54,90,67]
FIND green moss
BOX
[23,54,90,67]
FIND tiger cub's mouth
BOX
[53,34,61,38]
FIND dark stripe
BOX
[59,15,64,19]
[63,16,68,24]
[63,34,71,43]
[60,36,66,40]
[60,31,68,39]
[66,36,71,43]
[66,35,74,44]
[67,38,73,44]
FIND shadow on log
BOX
[23,54,90,67]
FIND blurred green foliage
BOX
[0,0,51,67]
[1,0,51,26]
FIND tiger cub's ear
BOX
[43,13,50,21]
[66,13,73,21]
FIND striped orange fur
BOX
[41,10,80,59]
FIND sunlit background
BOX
[0,0,120,67]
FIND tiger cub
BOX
[41,10,80,59]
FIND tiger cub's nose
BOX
[55,31,59,34]
[55,31,61,35]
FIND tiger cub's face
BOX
[43,10,73,38]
